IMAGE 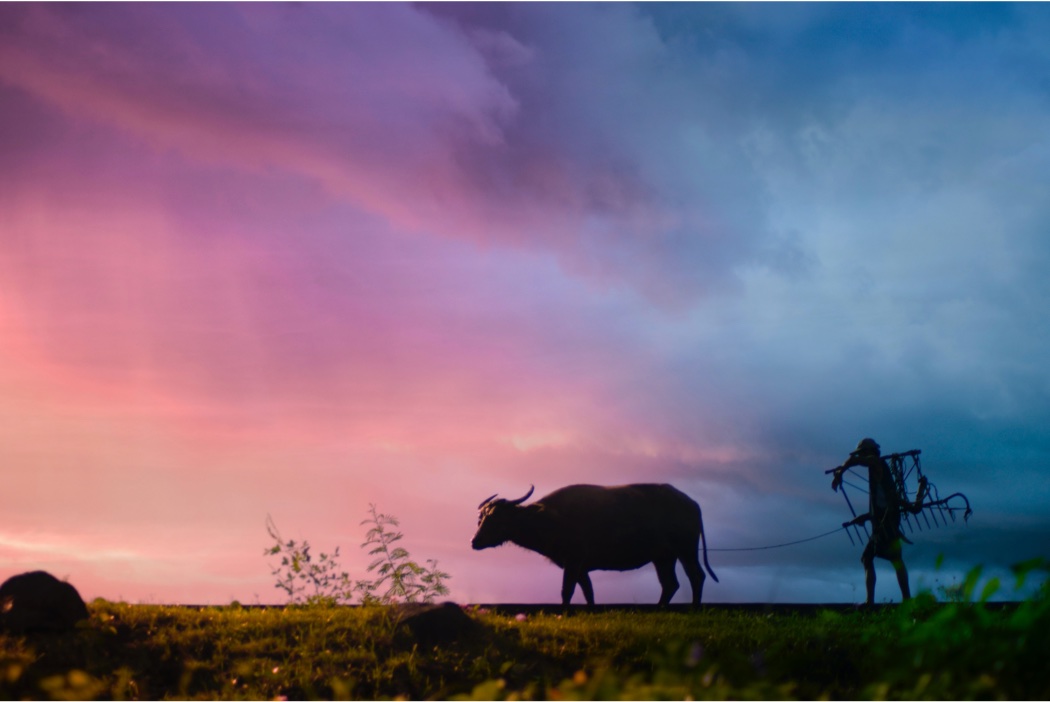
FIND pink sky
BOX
[2,4,1045,605]
[0,5,720,604]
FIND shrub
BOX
[355,503,451,605]
[860,558,1050,699]
[264,504,451,606]
[264,515,356,606]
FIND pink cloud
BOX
[0,4,896,605]
[0,173,740,603]
[0,4,517,228]
[0,107,665,449]
[0,3,755,308]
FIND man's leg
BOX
[890,540,910,601]
[893,559,911,600]
[862,542,876,605]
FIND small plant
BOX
[936,579,967,603]
[356,504,451,604]
[859,559,1050,699]
[264,506,451,606]
[264,515,356,605]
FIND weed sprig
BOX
[264,504,450,606]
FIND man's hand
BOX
[830,467,844,492]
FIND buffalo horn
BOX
[478,493,499,509]
[507,485,534,505]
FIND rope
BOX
[707,527,845,552]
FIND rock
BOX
[395,602,480,645]
[0,570,90,633]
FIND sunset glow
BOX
[2,3,1049,605]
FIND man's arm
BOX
[829,462,850,491]
[829,454,864,491]
[830,467,844,492]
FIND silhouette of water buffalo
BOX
[472,483,718,605]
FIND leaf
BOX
[961,566,984,602]
[1011,557,1049,591]
[980,577,1001,603]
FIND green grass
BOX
[2,581,1048,700]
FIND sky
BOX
[2,2,1049,606]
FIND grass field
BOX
[2,572,1048,700]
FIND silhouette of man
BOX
[830,438,911,604]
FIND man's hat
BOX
[852,437,880,456]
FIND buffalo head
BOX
[471,485,534,550]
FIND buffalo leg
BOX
[579,572,595,605]
[681,555,706,605]
[560,568,577,605]
[654,559,680,605]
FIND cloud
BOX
[0,3,784,308]
[0,5,513,228]
[0,532,143,563]
[1,3,1049,604]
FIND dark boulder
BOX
[0,570,90,633]
[395,602,480,645]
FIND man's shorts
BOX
[864,510,904,561]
